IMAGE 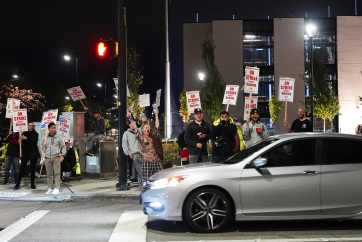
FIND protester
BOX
[233,119,245,152]
[185,108,211,163]
[83,107,106,155]
[61,142,77,182]
[2,131,20,185]
[242,108,269,148]
[14,122,40,190]
[356,125,362,135]
[136,109,163,186]
[43,123,66,195]
[284,107,313,133]
[122,118,143,190]
[211,111,237,163]
[177,130,189,165]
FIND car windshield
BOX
[223,138,278,164]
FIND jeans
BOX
[85,134,104,153]
[212,155,228,163]
[132,153,143,187]
[189,155,208,164]
[4,155,19,184]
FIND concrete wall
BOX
[274,18,306,134]
[212,20,244,120]
[337,16,362,134]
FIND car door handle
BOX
[303,170,318,174]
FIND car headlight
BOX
[150,176,187,189]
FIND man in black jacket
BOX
[83,107,106,155]
[211,111,237,163]
[185,108,211,163]
[14,122,40,189]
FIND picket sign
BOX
[278,77,295,121]
[186,91,201,114]
[139,94,150,107]
[67,86,86,108]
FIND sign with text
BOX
[12,109,28,132]
[222,85,239,105]
[41,109,58,129]
[243,96,259,120]
[58,115,72,138]
[139,94,150,107]
[6,98,21,118]
[186,91,202,114]
[156,89,161,107]
[278,77,295,102]
[63,136,74,148]
[113,78,130,97]
[244,66,260,94]
[67,86,86,101]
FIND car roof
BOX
[273,132,362,141]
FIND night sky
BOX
[0,0,359,110]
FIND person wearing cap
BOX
[284,107,313,133]
[83,106,106,155]
[184,108,211,163]
[242,108,269,148]
[211,111,237,163]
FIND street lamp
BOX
[306,24,316,130]
[63,54,78,85]
[198,72,205,87]
[96,82,107,106]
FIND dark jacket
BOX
[62,148,76,172]
[185,120,211,155]
[3,132,20,157]
[22,130,40,159]
[177,131,187,150]
[88,110,106,136]
[211,118,237,156]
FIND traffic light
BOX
[96,39,118,59]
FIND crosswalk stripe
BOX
[108,211,148,242]
[163,238,362,242]
[0,210,50,242]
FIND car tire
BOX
[184,188,233,233]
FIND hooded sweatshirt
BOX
[122,128,140,156]
[42,133,66,158]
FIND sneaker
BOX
[51,188,59,195]
[31,184,36,189]
[45,188,53,195]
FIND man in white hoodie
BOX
[122,119,142,190]
[242,108,269,148]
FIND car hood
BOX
[150,162,224,180]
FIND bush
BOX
[162,142,179,169]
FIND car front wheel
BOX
[184,188,233,233]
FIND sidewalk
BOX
[0,176,141,202]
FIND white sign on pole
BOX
[41,109,58,129]
[6,98,21,118]
[113,78,130,97]
[139,94,150,107]
[12,109,28,132]
[58,115,72,138]
[222,85,240,105]
[63,136,74,148]
[243,96,258,120]
[156,89,161,107]
[278,77,295,102]
[244,66,260,94]
[67,86,86,101]
[186,91,202,114]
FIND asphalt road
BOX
[2,200,362,242]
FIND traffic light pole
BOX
[116,0,128,190]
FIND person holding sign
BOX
[2,132,20,185]
[184,108,211,163]
[83,107,106,155]
[242,108,269,148]
[284,107,313,133]
[14,122,40,190]
[43,123,66,195]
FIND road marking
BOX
[108,211,148,242]
[165,239,362,242]
[0,210,50,242]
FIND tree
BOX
[127,48,144,120]
[179,89,190,124]
[200,34,226,121]
[269,96,283,124]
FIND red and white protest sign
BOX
[6,98,21,118]
[244,66,260,94]
[12,109,28,132]
[67,86,86,101]
[58,115,71,138]
[243,96,258,120]
[278,77,295,102]
[63,136,74,148]
[186,91,202,114]
[222,85,239,105]
[41,109,58,129]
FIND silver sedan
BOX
[141,133,362,232]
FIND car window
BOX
[261,139,316,167]
[324,138,362,164]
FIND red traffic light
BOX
[96,39,118,59]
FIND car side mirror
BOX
[253,158,267,168]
